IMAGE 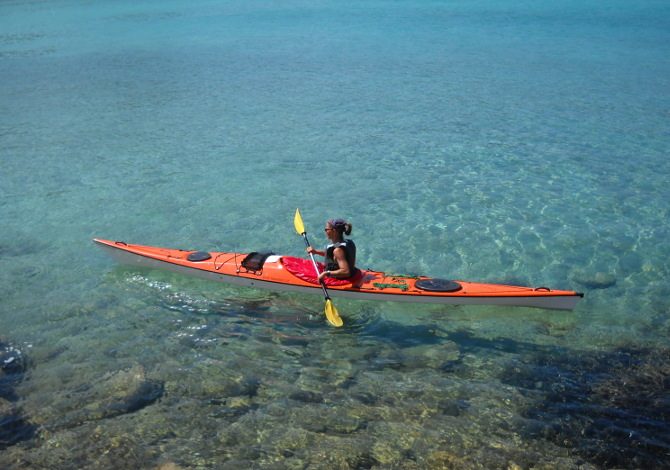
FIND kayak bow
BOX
[93,239,583,310]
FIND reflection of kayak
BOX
[93,239,584,310]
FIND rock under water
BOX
[0,340,35,449]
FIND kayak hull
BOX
[94,239,583,310]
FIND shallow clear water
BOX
[1,0,669,468]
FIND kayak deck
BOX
[93,239,583,310]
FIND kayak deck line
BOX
[93,238,584,310]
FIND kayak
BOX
[93,238,583,310]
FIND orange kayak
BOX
[93,238,583,310]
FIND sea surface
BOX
[1,0,669,468]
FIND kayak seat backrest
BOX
[241,251,275,273]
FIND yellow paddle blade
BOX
[293,208,305,235]
[324,299,343,327]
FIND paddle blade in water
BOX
[324,299,343,327]
[293,208,305,235]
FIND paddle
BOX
[293,208,343,327]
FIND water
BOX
[1,0,669,468]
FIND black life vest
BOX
[325,239,357,275]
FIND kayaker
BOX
[307,218,359,281]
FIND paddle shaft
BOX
[300,233,332,300]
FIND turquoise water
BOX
[2,0,669,467]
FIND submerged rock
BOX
[0,404,36,450]
[193,374,261,399]
[91,366,164,419]
[156,462,183,470]
[1,341,27,401]
[102,378,164,415]
[272,427,313,458]
[50,364,165,427]
[0,341,35,449]
[398,341,461,370]
[371,440,403,465]
[425,450,466,468]
[209,396,257,419]
[502,347,670,468]
[289,390,324,404]
[437,398,468,417]
[296,406,364,434]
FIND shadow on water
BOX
[350,315,571,359]
[502,347,670,469]
[350,315,446,348]
[444,329,560,355]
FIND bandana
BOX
[328,218,346,229]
